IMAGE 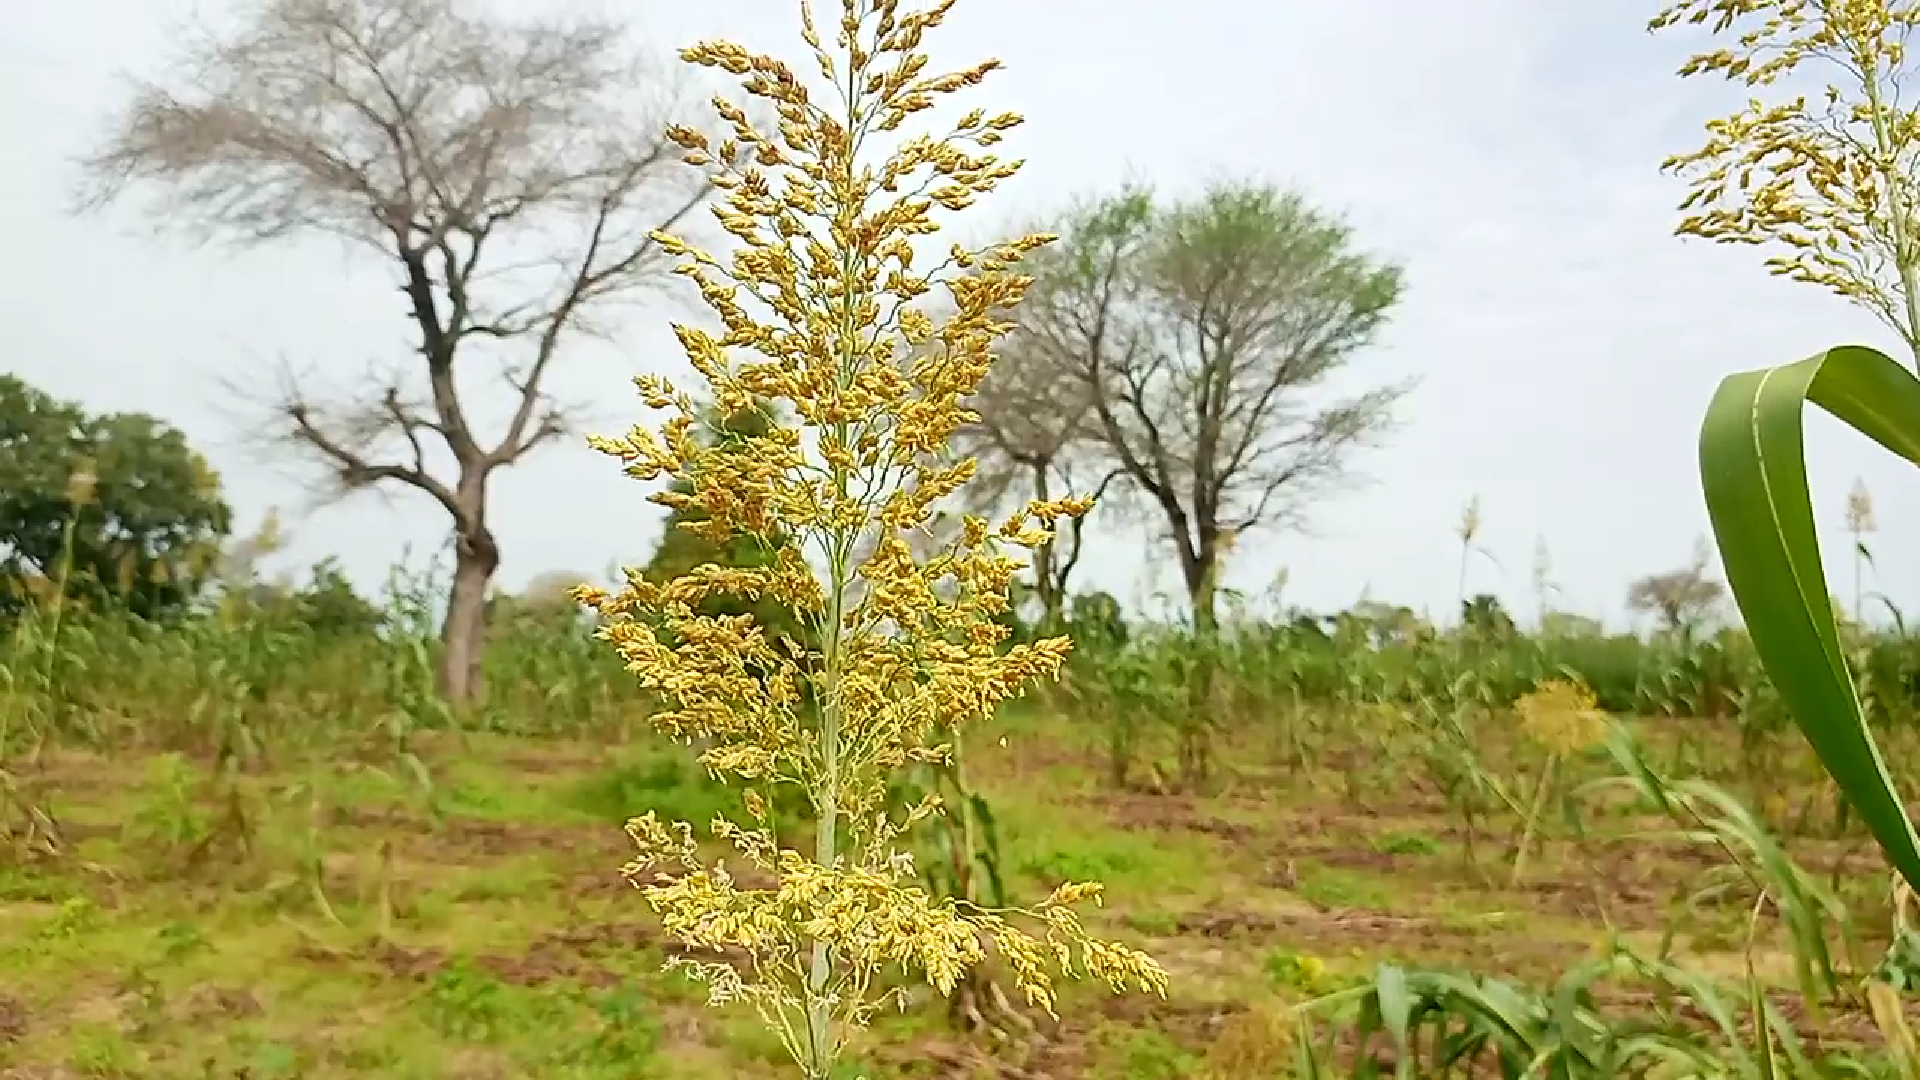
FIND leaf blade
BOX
[1699,343,1920,893]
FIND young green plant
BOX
[1662,0,1920,897]
[574,2,1168,1077]
[1509,678,1607,888]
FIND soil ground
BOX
[0,710,1900,1079]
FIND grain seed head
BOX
[571,0,1166,1069]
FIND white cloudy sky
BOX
[3,0,1912,627]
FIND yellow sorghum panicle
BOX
[574,1,1167,1075]
[1650,1,1920,330]
[1515,678,1608,757]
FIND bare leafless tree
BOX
[1015,181,1408,631]
[956,327,1116,632]
[79,0,711,704]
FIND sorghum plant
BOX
[573,2,1167,1077]
[1509,678,1606,886]
[1654,0,1920,356]
[1672,0,1920,898]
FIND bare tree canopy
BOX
[1011,180,1408,626]
[956,317,1114,631]
[79,0,711,703]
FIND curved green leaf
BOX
[1699,343,1920,892]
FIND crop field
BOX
[6,603,1920,1080]
[17,0,1920,1076]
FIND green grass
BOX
[0,716,1611,1079]
[3,608,1912,1080]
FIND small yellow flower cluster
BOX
[626,815,1162,1021]
[1653,0,1920,322]
[572,0,1165,1072]
[1514,678,1608,757]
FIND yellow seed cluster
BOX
[1652,0,1920,333]
[572,0,1166,1066]
[1514,678,1608,757]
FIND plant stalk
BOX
[1861,56,1920,365]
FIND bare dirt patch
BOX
[487,746,608,776]
[0,994,26,1044]
[334,806,598,861]
[1175,908,1282,938]
[1023,996,1245,1080]
[290,919,754,992]
[328,807,652,902]
[1087,792,1261,843]
[869,994,1247,1080]
[175,985,262,1022]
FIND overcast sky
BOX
[3,0,1911,628]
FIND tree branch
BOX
[80,0,718,544]
[283,394,462,523]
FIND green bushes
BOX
[12,563,1920,802]
[1,578,634,760]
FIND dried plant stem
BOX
[1510,752,1559,888]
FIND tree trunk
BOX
[1178,546,1220,792]
[439,520,500,707]
[1028,463,1065,635]
[1186,556,1219,636]
[1032,545,1063,635]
